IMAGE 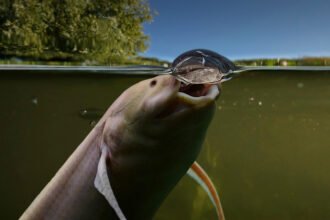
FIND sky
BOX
[142,0,330,61]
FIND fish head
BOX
[141,75,220,160]
[103,74,220,168]
[110,75,220,134]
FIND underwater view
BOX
[1,0,330,219]
[1,69,330,220]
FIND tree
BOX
[0,0,152,64]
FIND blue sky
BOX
[142,0,330,61]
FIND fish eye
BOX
[150,80,157,87]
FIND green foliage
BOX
[235,57,330,66]
[123,56,170,66]
[0,0,152,64]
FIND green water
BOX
[1,71,330,219]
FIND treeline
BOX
[123,56,170,67]
[235,57,330,66]
[0,0,152,64]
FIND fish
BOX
[20,75,224,220]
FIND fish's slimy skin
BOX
[20,75,219,220]
[101,76,218,219]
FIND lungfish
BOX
[20,75,224,220]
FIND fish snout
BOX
[151,75,180,89]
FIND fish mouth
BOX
[177,83,219,105]
[156,81,219,119]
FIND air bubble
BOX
[171,49,236,84]
[31,97,38,105]
[297,82,304,88]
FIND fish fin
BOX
[94,142,127,220]
[187,161,225,220]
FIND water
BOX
[156,70,330,220]
[3,51,330,86]
[1,69,330,219]
[170,49,236,84]
[169,49,330,85]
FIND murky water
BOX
[1,70,330,219]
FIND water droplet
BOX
[218,106,222,110]
[249,97,255,101]
[31,97,38,105]
[297,82,304,88]
[233,102,237,106]
[258,101,263,106]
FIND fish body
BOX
[20,75,221,220]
